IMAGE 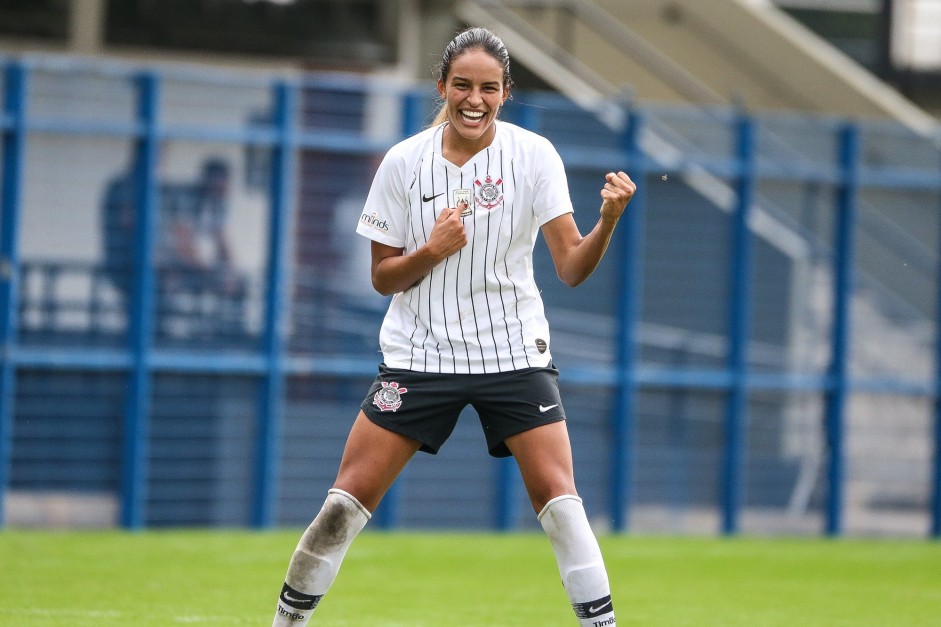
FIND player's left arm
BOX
[542,171,636,287]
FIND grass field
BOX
[2,529,940,626]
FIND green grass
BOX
[2,530,940,626]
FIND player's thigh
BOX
[504,420,577,513]
[333,411,421,512]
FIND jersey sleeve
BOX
[355,150,410,247]
[532,139,575,227]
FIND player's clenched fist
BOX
[426,204,468,261]
[599,171,636,222]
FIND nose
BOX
[467,87,484,106]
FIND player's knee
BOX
[297,489,371,557]
[538,495,604,567]
[330,479,383,513]
[530,486,578,515]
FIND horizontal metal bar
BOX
[10,347,936,396]
[146,350,268,373]
[11,347,132,370]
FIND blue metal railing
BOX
[0,62,27,528]
[610,109,646,532]
[721,114,757,535]
[823,124,861,536]
[1,56,939,536]
[252,81,296,528]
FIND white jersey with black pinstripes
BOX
[355,120,575,374]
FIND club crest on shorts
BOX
[474,175,503,210]
[373,381,408,412]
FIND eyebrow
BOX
[451,75,502,87]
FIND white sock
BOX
[538,495,616,627]
[272,489,371,626]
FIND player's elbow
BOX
[557,267,588,288]
[563,275,587,288]
[371,272,420,296]
[550,239,595,288]
[371,276,397,297]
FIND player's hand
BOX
[599,171,636,222]
[426,205,468,261]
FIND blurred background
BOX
[0,0,939,538]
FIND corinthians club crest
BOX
[373,381,408,412]
[474,175,503,210]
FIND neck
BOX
[442,122,496,167]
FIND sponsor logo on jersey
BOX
[474,175,503,210]
[360,212,390,232]
[535,338,548,353]
[373,381,408,412]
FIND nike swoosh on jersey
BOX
[422,192,444,202]
[539,404,559,413]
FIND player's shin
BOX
[272,488,371,626]
[538,495,616,627]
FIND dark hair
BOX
[432,27,513,126]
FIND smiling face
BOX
[437,47,509,154]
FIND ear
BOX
[437,79,446,99]
[502,85,511,104]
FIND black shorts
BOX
[360,363,566,458]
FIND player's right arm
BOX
[370,205,468,296]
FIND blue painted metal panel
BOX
[0,61,27,526]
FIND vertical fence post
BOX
[120,71,161,529]
[611,109,647,532]
[721,113,757,535]
[0,61,27,527]
[493,457,518,530]
[253,81,296,528]
[401,91,425,137]
[933,190,941,539]
[934,336,941,538]
[824,122,860,537]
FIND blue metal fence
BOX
[1,55,939,536]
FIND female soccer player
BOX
[272,26,635,627]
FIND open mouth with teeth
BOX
[459,110,486,123]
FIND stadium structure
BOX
[1,0,939,538]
